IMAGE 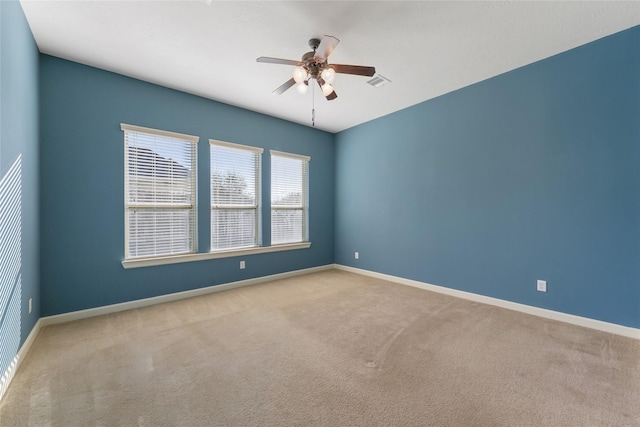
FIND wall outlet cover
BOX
[537,280,547,292]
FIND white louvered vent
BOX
[367,74,392,88]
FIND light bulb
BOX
[321,67,336,84]
[292,67,308,84]
[296,82,308,94]
[321,83,334,97]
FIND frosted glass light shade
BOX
[321,68,336,84]
[296,82,308,94]
[321,83,334,96]
[292,67,308,84]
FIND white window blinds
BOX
[210,140,263,251]
[122,124,198,259]
[271,150,310,245]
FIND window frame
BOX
[270,150,310,246]
[120,134,313,269]
[122,123,199,261]
[209,139,263,252]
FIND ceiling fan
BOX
[256,35,376,101]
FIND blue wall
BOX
[335,27,640,328]
[39,56,334,316]
[0,0,40,386]
[18,20,640,330]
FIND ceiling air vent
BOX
[367,74,391,88]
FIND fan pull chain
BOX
[311,80,316,127]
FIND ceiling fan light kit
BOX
[257,35,376,126]
[321,83,334,97]
[296,80,309,95]
[292,66,308,84]
[320,68,336,84]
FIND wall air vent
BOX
[367,74,391,88]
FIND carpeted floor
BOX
[1,269,639,426]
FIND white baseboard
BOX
[40,264,335,327]
[0,318,43,402]
[335,264,640,340]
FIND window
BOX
[271,150,310,245]
[210,140,262,251]
[122,124,198,259]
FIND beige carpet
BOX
[1,269,639,426]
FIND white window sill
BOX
[121,242,311,269]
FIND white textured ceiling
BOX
[19,1,640,133]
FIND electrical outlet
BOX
[537,280,547,292]
[355,252,359,260]
[29,298,32,314]
[240,260,245,270]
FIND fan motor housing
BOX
[301,51,324,78]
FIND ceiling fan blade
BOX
[315,35,340,60]
[331,64,376,77]
[317,79,338,101]
[273,78,296,95]
[257,56,304,66]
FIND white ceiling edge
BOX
[19,1,640,133]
